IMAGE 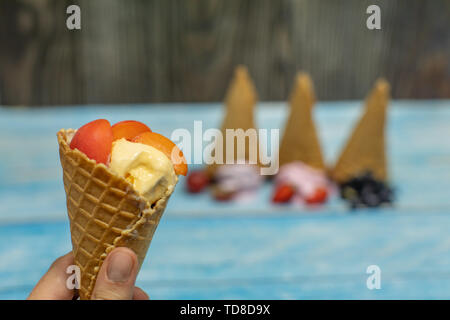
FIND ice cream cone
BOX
[330,78,390,183]
[57,129,177,300]
[206,65,260,177]
[279,72,325,170]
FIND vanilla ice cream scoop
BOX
[109,138,177,204]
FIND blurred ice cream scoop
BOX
[212,164,263,201]
[274,161,329,204]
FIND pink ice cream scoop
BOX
[275,161,329,203]
[214,164,263,201]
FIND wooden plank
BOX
[0,0,448,105]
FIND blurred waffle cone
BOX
[206,65,261,177]
[57,129,176,300]
[330,78,390,183]
[279,72,325,170]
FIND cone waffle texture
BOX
[207,65,260,177]
[279,72,325,170]
[330,78,390,183]
[57,129,176,300]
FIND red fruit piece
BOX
[186,170,209,193]
[112,120,151,141]
[305,187,328,204]
[272,184,295,203]
[69,119,113,165]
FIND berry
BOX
[186,170,209,193]
[305,187,328,204]
[272,184,295,203]
[339,171,394,208]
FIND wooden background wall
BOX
[0,0,448,106]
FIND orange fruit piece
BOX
[132,132,188,176]
[112,120,151,141]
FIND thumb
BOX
[91,247,139,300]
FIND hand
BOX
[28,248,149,300]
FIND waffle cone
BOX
[330,78,390,183]
[206,65,261,177]
[57,129,177,300]
[279,72,325,170]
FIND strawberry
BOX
[272,184,295,203]
[305,187,328,204]
[186,171,209,193]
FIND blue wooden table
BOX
[1,100,450,299]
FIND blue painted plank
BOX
[1,101,450,222]
[0,100,449,299]
[0,211,450,299]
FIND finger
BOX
[91,247,138,300]
[28,252,75,300]
[133,286,149,300]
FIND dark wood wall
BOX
[0,0,448,106]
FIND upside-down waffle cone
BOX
[57,129,177,300]
[279,72,325,170]
[330,78,390,183]
[206,65,261,177]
